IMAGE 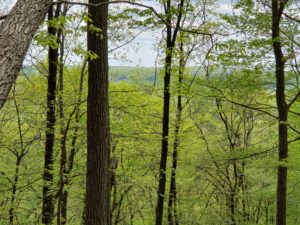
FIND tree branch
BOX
[288,90,300,108]
[53,0,221,36]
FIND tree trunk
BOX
[56,5,68,224]
[155,1,184,224]
[9,86,25,225]
[9,157,21,225]
[42,5,60,224]
[167,41,184,225]
[0,0,52,109]
[271,1,288,225]
[155,20,173,225]
[85,0,111,224]
[57,33,66,225]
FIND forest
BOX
[0,0,299,225]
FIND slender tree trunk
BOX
[57,14,67,224]
[167,41,184,225]
[271,1,288,225]
[42,5,60,224]
[85,0,111,224]
[9,157,21,225]
[0,0,52,109]
[229,191,236,225]
[155,1,184,224]
[9,87,25,225]
[155,18,173,225]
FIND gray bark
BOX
[0,0,52,108]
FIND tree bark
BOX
[0,0,52,109]
[271,1,288,225]
[167,41,184,225]
[85,0,111,224]
[55,5,69,224]
[42,5,60,224]
[57,28,66,225]
[155,17,173,225]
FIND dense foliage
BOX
[0,0,299,224]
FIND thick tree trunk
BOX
[85,0,111,224]
[0,0,52,109]
[271,1,288,225]
[42,5,60,224]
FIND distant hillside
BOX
[21,65,206,83]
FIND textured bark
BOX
[85,0,111,224]
[42,5,60,224]
[0,0,52,109]
[272,1,289,225]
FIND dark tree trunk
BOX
[57,29,66,225]
[155,18,173,225]
[155,1,184,224]
[229,191,236,225]
[9,87,25,225]
[167,41,184,225]
[85,0,111,224]
[42,5,60,224]
[9,157,21,225]
[271,1,288,225]
[56,6,69,224]
[0,0,52,109]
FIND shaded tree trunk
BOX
[271,1,288,225]
[57,21,66,225]
[85,0,111,224]
[155,17,173,225]
[0,0,52,109]
[155,1,184,224]
[167,41,184,225]
[9,156,21,225]
[9,87,24,225]
[42,5,60,224]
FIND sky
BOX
[1,0,234,67]
[109,0,235,67]
[110,0,232,67]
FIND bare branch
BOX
[288,90,300,108]
[283,12,300,24]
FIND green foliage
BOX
[2,0,300,224]
[34,31,59,49]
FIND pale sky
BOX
[109,0,235,67]
[1,0,234,67]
